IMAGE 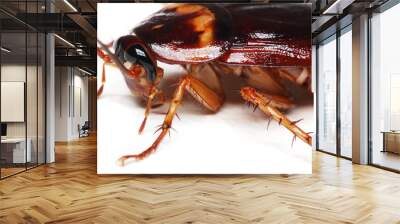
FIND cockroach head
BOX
[110,35,165,106]
[114,35,157,83]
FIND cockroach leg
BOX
[240,87,312,146]
[138,67,166,134]
[138,86,159,134]
[97,47,113,97]
[278,67,312,92]
[187,64,225,100]
[117,75,223,165]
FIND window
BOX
[370,2,400,171]
[339,27,352,158]
[0,1,47,179]
[317,35,337,154]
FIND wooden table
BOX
[381,131,400,154]
[1,138,31,163]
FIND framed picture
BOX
[97,3,313,174]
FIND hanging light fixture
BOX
[63,0,78,12]
[1,47,11,53]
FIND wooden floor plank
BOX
[0,135,400,223]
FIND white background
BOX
[97,3,313,174]
[1,82,25,122]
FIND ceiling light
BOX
[76,48,85,55]
[323,0,341,14]
[78,67,93,76]
[54,34,75,48]
[1,47,11,53]
[63,0,78,12]
[322,0,355,15]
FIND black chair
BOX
[79,121,90,138]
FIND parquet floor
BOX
[1,135,400,224]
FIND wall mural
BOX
[97,3,313,174]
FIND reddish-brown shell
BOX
[133,4,231,64]
[133,3,311,67]
[218,4,311,67]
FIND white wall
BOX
[1,65,26,136]
[1,65,40,138]
[55,66,70,141]
[55,67,89,141]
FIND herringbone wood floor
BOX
[0,135,400,224]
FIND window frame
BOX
[316,24,353,160]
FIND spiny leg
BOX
[138,67,166,134]
[188,64,225,99]
[138,64,222,134]
[97,47,113,97]
[117,75,223,165]
[277,67,312,92]
[240,87,312,146]
[138,86,162,134]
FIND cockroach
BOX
[97,3,312,165]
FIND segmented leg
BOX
[138,86,162,134]
[138,66,166,134]
[117,75,223,165]
[277,67,312,91]
[240,87,312,146]
[97,48,112,97]
[139,64,221,134]
[188,64,225,98]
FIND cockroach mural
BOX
[97,3,312,166]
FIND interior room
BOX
[370,3,400,171]
[0,0,399,223]
[0,17,46,178]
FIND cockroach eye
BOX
[124,51,137,64]
[125,45,157,82]
[135,48,146,57]
[123,61,133,69]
